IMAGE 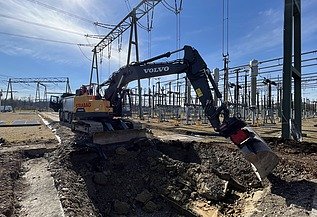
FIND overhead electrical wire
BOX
[174,0,182,57]
[0,31,92,46]
[160,1,184,94]
[161,0,177,13]
[125,0,132,12]
[77,45,92,61]
[0,13,85,36]
[23,0,95,24]
[222,0,229,57]
[22,0,114,29]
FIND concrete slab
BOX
[26,120,41,125]
[0,119,41,127]
[0,143,59,154]
[12,120,26,125]
[157,133,205,142]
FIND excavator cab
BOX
[109,89,132,117]
[49,95,61,112]
[121,89,132,117]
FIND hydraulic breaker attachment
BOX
[230,127,279,180]
[219,117,279,180]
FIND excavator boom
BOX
[98,45,279,179]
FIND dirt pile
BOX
[265,137,317,180]
[44,120,317,216]
[1,114,316,216]
[47,122,268,216]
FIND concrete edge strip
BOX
[37,114,61,144]
[0,123,41,127]
[20,158,65,217]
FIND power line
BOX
[22,0,95,24]
[77,45,92,61]
[125,0,132,12]
[161,0,177,13]
[222,0,229,56]
[22,0,115,29]
[0,73,9,78]
[0,13,85,36]
[0,31,92,46]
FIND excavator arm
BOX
[100,45,279,180]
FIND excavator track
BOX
[93,128,151,145]
[71,119,152,145]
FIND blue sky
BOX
[0,0,317,100]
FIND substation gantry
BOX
[88,0,302,141]
[4,77,71,102]
[89,0,183,119]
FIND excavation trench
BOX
[47,121,264,217]
[3,113,315,216]
[0,147,64,217]
[28,116,317,217]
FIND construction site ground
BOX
[0,111,316,217]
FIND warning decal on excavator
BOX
[195,88,203,97]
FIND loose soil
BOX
[47,118,316,216]
[0,112,316,217]
[0,152,22,216]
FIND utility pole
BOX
[91,0,165,120]
[223,57,229,102]
[282,0,301,140]
[250,59,259,125]
[234,68,240,114]
[222,0,229,103]
[244,73,248,119]
[263,78,277,123]
[0,89,2,110]
[213,68,220,106]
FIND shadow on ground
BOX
[268,174,315,211]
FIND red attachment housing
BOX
[230,129,250,145]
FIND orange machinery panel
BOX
[74,95,113,113]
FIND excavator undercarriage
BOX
[71,118,151,145]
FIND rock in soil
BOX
[113,200,130,215]
[135,189,153,204]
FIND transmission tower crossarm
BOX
[8,77,69,83]
[93,0,162,53]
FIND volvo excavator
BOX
[49,45,279,180]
